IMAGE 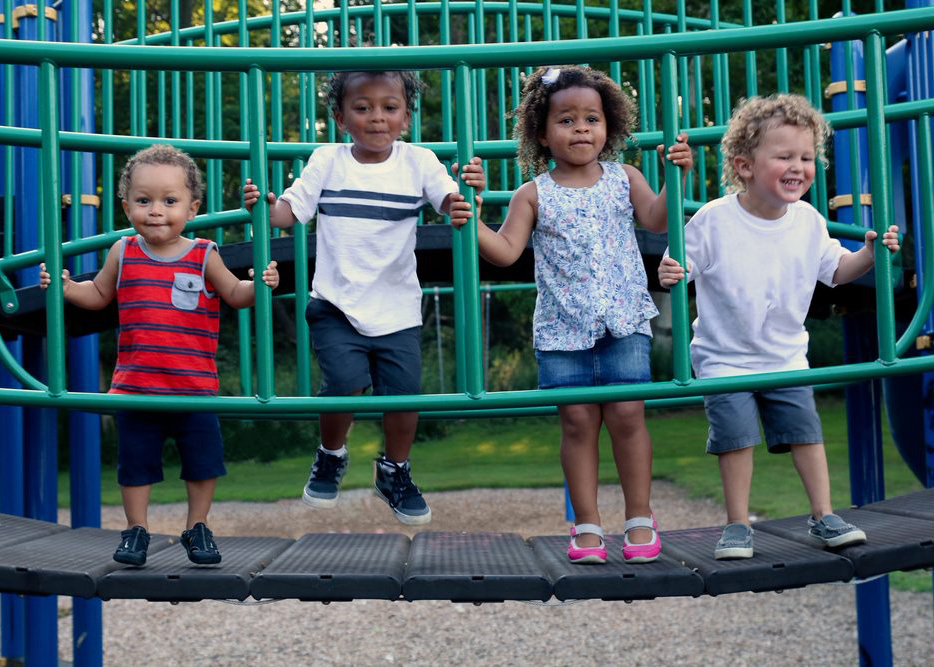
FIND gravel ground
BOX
[47,482,934,665]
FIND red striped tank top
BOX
[110,236,220,396]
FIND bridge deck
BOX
[1,489,931,603]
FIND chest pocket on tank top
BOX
[171,273,203,311]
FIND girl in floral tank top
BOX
[456,66,693,564]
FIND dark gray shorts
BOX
[306,297,422,396]
[704,387,824,455]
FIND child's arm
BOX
[243,179,297,229]
[451,180,536,268]
[833,225,900,285]
[442,157,486,222]
[38,240,121,309]
[625,133,693,233]
[204,253,279,309]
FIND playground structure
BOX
[0,1,932,665]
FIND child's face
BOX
[539,86,607,170]
[734,123,816,219]
[335,73,411,164]
[121,164,200,249]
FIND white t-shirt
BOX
[280,142,458,336]
[674,194,849,379]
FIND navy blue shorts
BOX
[704,387,824,455]
[116,411,226,487]
[535,333,652,389]
[306,297,422,396]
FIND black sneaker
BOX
[180,522,222,565]
[114,525,150,566]
[302,447,349,508]
[373,456,432,526]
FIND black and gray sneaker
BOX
[373,456,432,526]
[808,513,867,548]
[302,447,349,508]
[714,522,754,560]
[180,522,222,565]
[113,525,150,566]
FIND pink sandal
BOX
[567,523,607,564]
[622,516,661,563]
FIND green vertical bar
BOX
[39,61,65,396]
[496,13,507,205]
[205,1,217,214]
[453,65,483,398]
[474,1,487,191]
[340,0,349,47]
[693,55,707,203]
[864,33,896,364]
[237,0,253,396]
[742,0,757,97]
[542,0,552,41]
[247,67,275,400]
[660,54,690,384]
[157,72,166,138]
[775,0,789,93]
[609,0,621,83]
[326,21,336,143]
[676,1,692,198]
[137,4,147,136]
[102,0,114,236]
[576,0,587,40]
[509,0,522,187]
[710,1,725,196]
[3,0,13,256]
[170,0,180,138]
[407,0,421,145]
[642,1,657,191]
[69,3,81,245]
[185,39,194,140]
[271,0,283,206]
[843,6,864,234]
[373,0,383,46]
[807,0,827,218]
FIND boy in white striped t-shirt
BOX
[244,70,484,524]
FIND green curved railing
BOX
[0,3,932,417]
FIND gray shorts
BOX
[306,297,422,397]
[704,387,824,455]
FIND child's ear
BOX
[334,111,346,134]
[733,154,753,180]
[188,199,201,220]
[121,199,130,217]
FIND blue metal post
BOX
[0,339,24,663]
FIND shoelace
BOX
[186,525,216,552]
[380,461,420,504]
[311,451,345,481]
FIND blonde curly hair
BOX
[513,65,636,178]
[720,94,831,192]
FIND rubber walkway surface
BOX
[1,489,932,603]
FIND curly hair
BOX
[513,65,636,177]
[325,71,423,118]
[118,144,203,204]
[720,94,831,192]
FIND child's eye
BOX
[385,105,398,112]
[587,116,600,123]
[802,156,814,162]
[135,197,149,205]
[559,118,572,125]
[165,197,177,205]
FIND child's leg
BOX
[559,403,603,548]
[790,443,833,519]
[320,389,364,450]
[603,400,653,544]
[121,484,151,531]
[382,412,418,462]
[718,447,754,525]
[185,478,217,530]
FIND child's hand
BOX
[658,256,690,288]
[248,261,279,290]
[864,225,900,259]
[448,193,483,229]
[243,179,277,213]
[657,133,693,173]
[38,263,72,294]
[452,157,486,192]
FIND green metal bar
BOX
[896,114,934,357]
[806,0,828,219]
[136,4,146,136]
[340,0,349,47]
[864,32,896,364]
[710,0,725,195]
[271,1,283,206]
[102,0,114,236]
[237,0,253,397]
[642,1,657,190]
[693,54,707,203]
[157,70,166,137]
[496,12,508,210]
[509,0,522,187]
[576,0,587,40]
[374,0,383,46]
[205,1,217,217]
[2,0,12,257]
[742,0,757,97]
[453,64,483,398]
[39,61,65,396]
[661,52,690,384]
[407,0,421,146]
[68,4,81,247]
[609,0,621,83]
[170,0,181,138]
[542,0,552,40]
[775,0,789,92]
[247,66,274,401]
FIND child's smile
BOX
[735,123,816,219]
[335,73,411,164]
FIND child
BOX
[452,65,693,563]
[243,70,485,525]
[40,144,279,566]
[658,94,899,559]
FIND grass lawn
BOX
[58,396,931,592]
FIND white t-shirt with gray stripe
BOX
[281,142,458,336]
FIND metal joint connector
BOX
[824,80,866,98]
[828,194,872,210]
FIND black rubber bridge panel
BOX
[97,536,292,602]
[755,509,934,579]
[250,533,410,601]
[0,513,68,549]
[0,527,173,598]
[530,534,704,601]
[402,532,551,602]
[860,489,934,522]
[662,526,854,596]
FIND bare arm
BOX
[204,252,279,309]
[833,226,900,285]
[39,240,121,309]
[243,179,297,229]
[625,134,693,233]
[453,180,536,268]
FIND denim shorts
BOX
[535,333,652,389]
[704,387,824,455]
[306,297,422,396]
[116,411,226,487]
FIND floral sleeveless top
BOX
[531,161,657,351]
